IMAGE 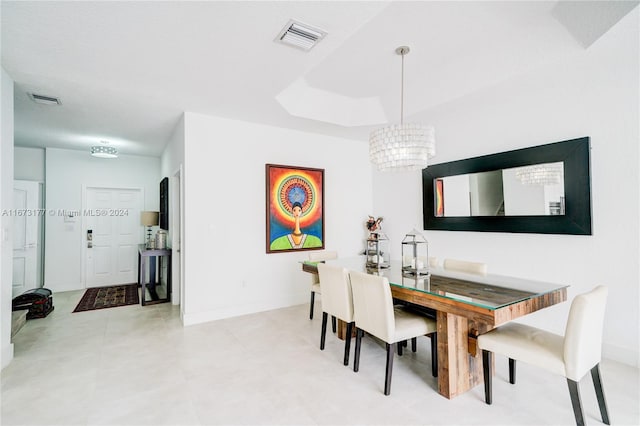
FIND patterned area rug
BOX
[73,284,140,313]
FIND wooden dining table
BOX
[301,256,567,399]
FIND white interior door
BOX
[85,187,142,287]
[12,180,40,297]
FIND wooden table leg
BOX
[140,255,146,306]
[436,311,485,399]
[337,319,357,340]
[149,256,157,286]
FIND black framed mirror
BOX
[422,137,592,235]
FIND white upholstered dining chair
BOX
[478,285,610,426]
[317,263,354,366]
[307,250,338,321]
[349,270,438,395]
[443,258,487,275]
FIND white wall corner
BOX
[1,66,16,369]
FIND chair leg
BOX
[384,343,395,395]
[354,328,363,372]
[482,350,493,405]
[411,337,417,353]
[343,322,353,366]
[591,363,611,425]
[397,341,404,356]
[509,358,516,384]
[309,291,315,320]
[331,316,337,333]
[320,312,328,350]
[567,378,585,426]
[430,332,438,377]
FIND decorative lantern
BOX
[366,231,390,269]
[402,229,429,276]
[402,273,430,292]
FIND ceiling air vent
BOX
[28,93,62,106]
[275,19,327,51]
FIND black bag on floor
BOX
[12,288,54,319]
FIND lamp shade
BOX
[140,211,159,227]
[369,46,436,172]
[369,123,436,171]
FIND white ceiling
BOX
[2,1,637,157]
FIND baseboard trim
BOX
[603,342,639,368]
[183,306,273,326]
[183,299,301,327]
[44,282,84,293]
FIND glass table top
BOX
[305,256,568,310]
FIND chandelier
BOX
[515,163,563,185]
[369,46,435,172]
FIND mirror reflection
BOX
[436,162,565,217]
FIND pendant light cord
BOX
[400,50,404,125]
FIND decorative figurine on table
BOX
[365,215,390,268]
[366,215,383,235]
[365,216,382,238]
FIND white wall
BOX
[161,114,184,179]
[181,113,372,325]
[1,67,15,368]
[14,147,45,182]
[373,10,639,366]
[443,174,471,216]
[160,115,184,247]
[503,168,548,216]
[44,148,161,291]
[160,114,185,308]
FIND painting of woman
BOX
[266,165,324,253]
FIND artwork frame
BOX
[265,164,325,253]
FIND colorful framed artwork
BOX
[265,164,324,253]
[435,178,444,217]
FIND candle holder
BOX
[366,231,390,269]
[402,229,429,276]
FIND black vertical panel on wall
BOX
[160,177,169,231]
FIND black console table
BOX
[138,245,171,306]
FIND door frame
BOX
[171,165,185,316]
[80,185,144,289]
[12,180,41,296]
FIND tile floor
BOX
[1,290,638,425]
